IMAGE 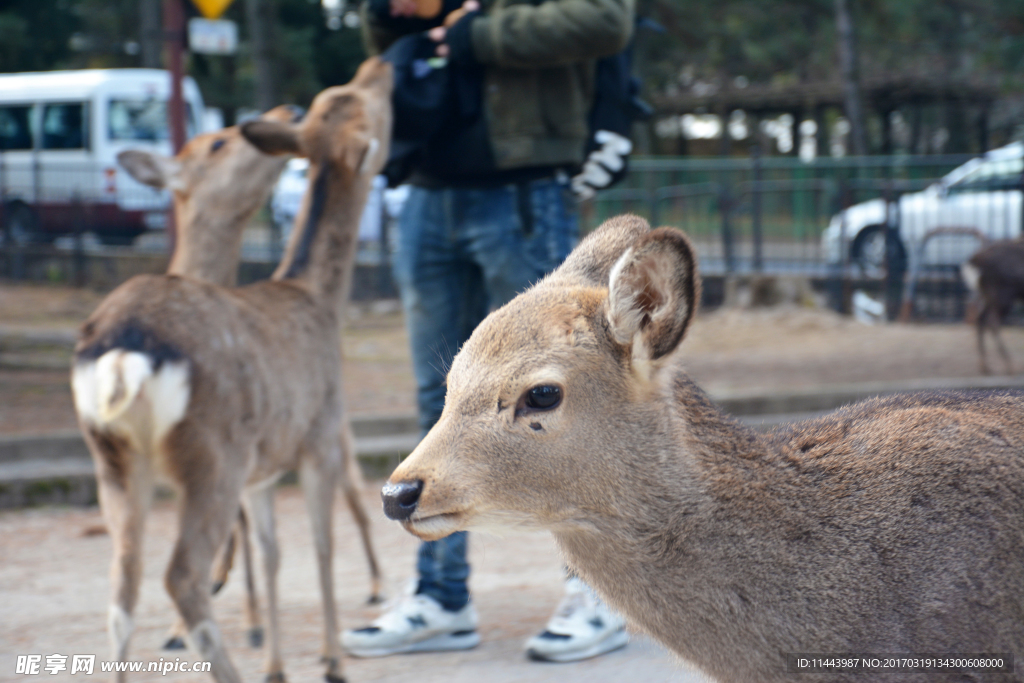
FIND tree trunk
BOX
[246,0,279,112]
[835,0,867,156]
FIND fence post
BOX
[72,191,86,287]
[751,145,763,271]
[647,167,659,227]
[831,177,851,314]
[720,182,735,273]
[883,174,904,320]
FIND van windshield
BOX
[108,99,196,142]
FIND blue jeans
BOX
[392,176,578,612]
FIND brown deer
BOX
[71,58,392,683]
[117,105,294,651]
[382,214,1024,683]
[117,107,384,652]
[962,239,1024,375]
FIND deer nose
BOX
[382,480,423,521]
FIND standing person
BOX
[341,0,634,663]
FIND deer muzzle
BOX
[381,479,423,521]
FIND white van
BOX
[0,69,205,245]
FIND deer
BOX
[381,214,1024,683]
[962,238,1024,375]
[117,106,384,652]
[70,57,393,683]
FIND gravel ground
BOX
[0,484,700,683]
[2,282,1021,683]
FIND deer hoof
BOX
[248,627,264,648]
[162,636,186,650]
[211,580,225,595]
[325,675,346,683]
[366,593,384,605]
[264,673,286,683]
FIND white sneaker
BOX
[525,577,629,662]
[341,587,480,658]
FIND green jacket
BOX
[362,0,634,171]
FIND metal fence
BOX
[4,152,1021,320]
[585,152,1018,320]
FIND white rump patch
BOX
[73,350,190,454]
[97,351,152,423]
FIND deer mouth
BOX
[403,511,468,541]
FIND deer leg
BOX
[243,484,286,683]
[977,304,993,375]
[164,509,244,651]
[210,516,238,595]
[299,453,346,683]
[165,450,245,683]
[991,315,1016,375]
[339,421,383,604]
[86,430,152,683]
[237,508,264,648]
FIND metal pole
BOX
[163,0,186,259]
[751,145,763,271]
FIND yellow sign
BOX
[191,0,234,20]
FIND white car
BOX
[271,158,395,245]
[822,142,1023,275]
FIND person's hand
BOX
[391,0,442,18]
[428,0,479,57]
[389,0,419,17]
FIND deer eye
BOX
[210,139,226,153]
[524,385,562,411]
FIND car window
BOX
[948,157,1023,194]
[0,105,33,150]
[108,99,197,142]
[41,102,88,150]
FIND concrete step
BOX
[5,375,1024,508]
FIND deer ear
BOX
[606,227,700,362]
[117,150,180,190]
[546,214,650,288]
[240,120,302,156]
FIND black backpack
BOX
[571,17,657,200]
[379,32,484,187]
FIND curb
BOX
[3,376,1024,508]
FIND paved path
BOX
[0,484,704,683]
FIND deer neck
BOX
[272,163,370,317]
[166,193,249,287]
[552,374,775,666]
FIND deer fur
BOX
[383,214,1024,683]
[962,239,1024,375]
[118,105,295,651]
[119,106,385,652]
[71,58,393,683]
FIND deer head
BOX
[117,104,303,211]
[382,215,701,540]
[240,57,392,179]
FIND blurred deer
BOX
[71,58,392,683]
[383,215,1024,683]
[120,106,384,653]
[962,238,1024,375]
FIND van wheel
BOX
[851,226,906,278]
[2,204,38,247]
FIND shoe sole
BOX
[345,630,481,658]
[526,628,629,663]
